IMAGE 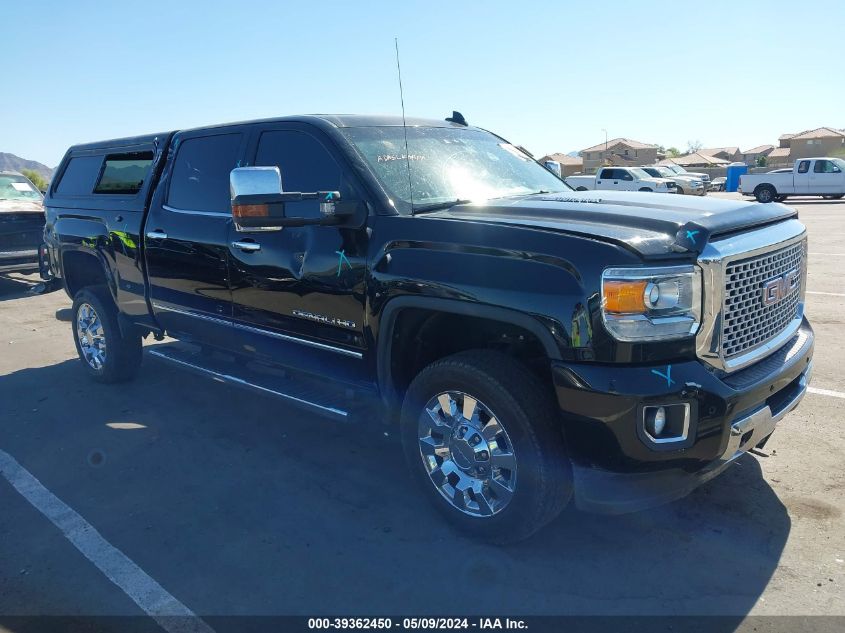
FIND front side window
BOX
[167,133,242,213]
[254,130,346,220]
[94,152,154,194]
[797,161,810,174]
[813,160,841,174]
[341,126,569,213]
[0,173,43,202]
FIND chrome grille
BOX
[722,240,805,358]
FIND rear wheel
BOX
[400,350,572,543]
[638,187,653,192]
[72,286,142,383]
[754,185,777,203]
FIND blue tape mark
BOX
[335,249,351,276]
[325,192,335,202]
[651,365,675,388]
[686,230,699,244]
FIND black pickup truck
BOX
[43,114,813,542]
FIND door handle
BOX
[232,241,261,253]
[146,230,168,240]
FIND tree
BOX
[756,155,768,167]
[686,140,703,154]
[666,147,681,158]
[21,169,48,192]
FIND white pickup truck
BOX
[739,157,845,202]
[565,167,676,193]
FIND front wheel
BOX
[822,194,844,200]
[575,186,588,191]
[400,350,572,543]
[675,186,685,195]
[638,187,653,192]
[72,286,142,383]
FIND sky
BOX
[2,0,844,168]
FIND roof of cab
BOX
[64,114,478,153]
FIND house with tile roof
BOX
[661,152,730,167]
[784,127,845,160]
[699,147,742,162]
[579,138,660,173]
[742,144,775,166]
[538,153,584,177]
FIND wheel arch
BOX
[376,296,562,410]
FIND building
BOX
[742,145,774,166]
[579,138,659,174]
[699,147,742,162]
[537,153,584,177]
[781,127,845,160]
[661,152,730,168]
[766,147,792,166]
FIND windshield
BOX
[833,158,845,172]
[341,126,570,213]
[629,168,652,179]
[0,174,43,202]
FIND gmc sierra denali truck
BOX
[44,114,814,542]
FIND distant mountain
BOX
[0,153,54,181]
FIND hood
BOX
[0,199,44,214]
[424,190,797,258]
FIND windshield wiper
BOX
[411,199,471,215]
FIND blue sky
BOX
[3,0,843,167]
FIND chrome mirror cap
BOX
[230,166,282,200]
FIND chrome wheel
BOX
[76,302,107,370]
[418,391,517,517]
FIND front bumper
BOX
[552,319,813,514]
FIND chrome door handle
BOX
[146,230,168,240]
[232,241,261,253]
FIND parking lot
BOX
[1,193,843,629]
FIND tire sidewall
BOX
[400,360,567,539]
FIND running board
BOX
[147,344,350,421]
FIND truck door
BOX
[618,169,636,190]
[793,160,811,193]
[597,168,620,190]
[809,159,843,194]
[144,128,247,344]
[225,123,369,377]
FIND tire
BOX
[675,186,685,195]
[576,186,588,191]
[754,184,776,203]
[400,350,572,543]
[822,194,844,200]
[638,187,653,192]
[72,285,142,383]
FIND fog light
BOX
[642,403,691,445]
[652,407,666,436]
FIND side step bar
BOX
[147,345,350,421]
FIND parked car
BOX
[739,157,845,202]
[641,166,706,196]
[0,171,46,278]
[45,114,813,543]
[662,164,712,190]
[565,167,677,193]
[709,177,727,192]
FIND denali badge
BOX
[762,268,799,306]
[292,309,356,329]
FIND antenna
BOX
[394,37,415,214]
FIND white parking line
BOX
[0,448,215,633]
[807,291,845,297]
[808,387,845,400]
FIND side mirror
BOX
[230,166,363,232]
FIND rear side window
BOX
[55,155,103,195]
[167,133,242,213]
[94,152,154,194]
[599,168,614,179]
[797,161,810,174]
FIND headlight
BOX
[601,265,701,341]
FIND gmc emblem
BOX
[762,268,799,306]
